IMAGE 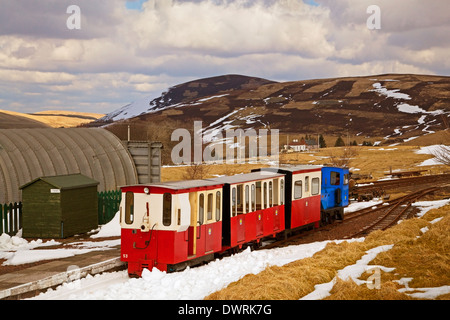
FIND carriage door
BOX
[205,193,214,252]
[188,192,201,257]
[233,186,246,243]
[272,179,281,231]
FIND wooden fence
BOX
[0,202,22,236]
[1,191,122,236]
[97,190,122,225]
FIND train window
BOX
[305,176,309,193]
[207,193,213,220]
[294,180,302,199]
[163,193,172,226]
[125,191,134,224]
[331,172,340,185]
[344,174,349,185]
[269,181,273,207]
[232,187,236,217]
[216,191,221,221]
[256,182,261,210]
[312,178,320,195]
[251,184,256,212]
[273,179,278,206]
[263,182,268,209]
[280,179,284,205]
[245,185,250,213]
[199,193,205,224]
[237,184,243,214]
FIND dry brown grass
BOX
[161,143,447,183]
[205,204,450,300]
[0,109,104,128]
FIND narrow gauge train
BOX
[119,165,349,277]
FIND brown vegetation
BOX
[205,203,450,300]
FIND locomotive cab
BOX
[320,167,349,223]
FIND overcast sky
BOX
[1,0,449,114]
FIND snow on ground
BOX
[0,214,121,266]
[344,199,384,213]
[31,238,362,300]
[300,244,395,300]
[416,144,448,166]
[0,199,447,300]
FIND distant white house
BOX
[283,138,318,152]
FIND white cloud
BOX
[0,0,449,114]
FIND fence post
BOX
[0,204,3,234]
[18,202,23,230]
[13,202,19,233]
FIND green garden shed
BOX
[20,174,99,239]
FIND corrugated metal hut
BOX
[20,174,99,238]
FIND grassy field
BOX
[161,145,447,182]
[205,203,450,300]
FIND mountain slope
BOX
[0,110,104,128]
[102,73,450,146]
[101,74,275,122]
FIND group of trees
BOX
[334,136,373,147]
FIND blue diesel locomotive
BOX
[320,166,349,223]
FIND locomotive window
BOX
[163,193,172,226]
[199,193,205,225]
[280,179,284,205]
[207,193,213,221]
[125,191,134,224]
[232,187,236,217]
[331,172,340,185]
[269,181,273,207]
[305,176,309,192]
[216,191,221,221]
[294,180,302,199]
[263,182,268,209]
[245,185,250,213]
[344,174,349,185]
[312,178,320,195]
[251,184,256,212]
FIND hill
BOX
[100,73,450,151]
[0,110,104,128]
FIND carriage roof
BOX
[208,171,284,185]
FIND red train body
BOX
[120,165,326,277]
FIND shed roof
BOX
[20,174,99,191]
[0,128,138,203]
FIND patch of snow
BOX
[371,83,411,100]
[300,244,395,300]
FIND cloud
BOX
[0,0,123,39]
[0,0,449,114]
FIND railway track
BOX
[260,184,448,250]
[353,173,450,196]
[344,186,440,239]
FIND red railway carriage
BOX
[120,180,224,277]
[256,166,322,230]
[209,171,286,250]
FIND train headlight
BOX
[144,187,150,194]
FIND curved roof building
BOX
[0,128,139,203]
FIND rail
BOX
[345,187,440,238]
